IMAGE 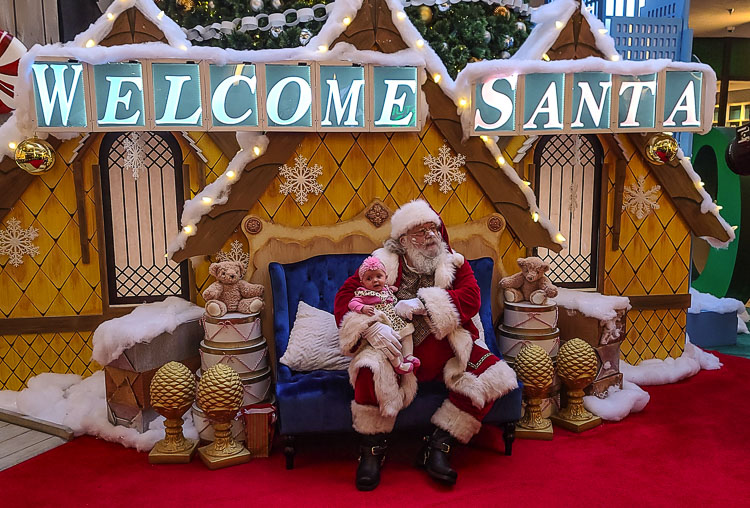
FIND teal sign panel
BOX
[663,71,702,129]
[372,66,418,128]
[473,76,517,133]
[522,73,564,131]
[617,73,657,129]
[93,62,145,127]
[265,64,312,128]
[152,62,202,127]
[319,65,365,128]
[571,72,612,130]
[31,62,87,128]
[209,64,258,128]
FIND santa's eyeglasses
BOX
[405,224,439,240]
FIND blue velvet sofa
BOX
[269,254,522,469]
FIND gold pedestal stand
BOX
[198,417,251,470]
[516,392,553,440]
[550,386,601,432]
[149,413,199,464]
[148,362,199,464]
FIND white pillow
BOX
[280,301,351,371]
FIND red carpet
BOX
[3,353,749,507]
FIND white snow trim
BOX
[431,399,481,444]
[0,371,198,452]
[675,148,736,247]
[351,401,397,434]
[583,380,650,422]
[512,0,578,62]
[418,286,460,339]
[554,288,631,322]
[91,297,203,365]
[621,335,722,386]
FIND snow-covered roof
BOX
[0,0,734,254]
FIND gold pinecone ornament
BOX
[148,362,199,463]
[550,338,602,432]
[514,344,554,440]
[196,364,251,469]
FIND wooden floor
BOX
[0,421,66,471]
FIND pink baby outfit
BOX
[348,286,408,332]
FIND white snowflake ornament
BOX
[216,240,250,270]
[623,176,661,220]
[423,143,467,194]
[122,132,146,180]
[0,218,40,267]
[279,154,324,204]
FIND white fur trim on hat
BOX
[389,200,441,239]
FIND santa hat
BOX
[389,199,441,239]
[358,256,386,279]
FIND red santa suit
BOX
[334,245,518,444]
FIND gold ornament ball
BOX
[150,361,196,415]
[14,138,56,174]
[514,343,554,390]
[196,363,243,415]
[419,6,433,23]
[557,338,598,381]
[177,0,195,10]
[494,5,510,18]
[645,133,679,165]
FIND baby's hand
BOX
[362,305,375,316]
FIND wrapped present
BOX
[240,402,276,458]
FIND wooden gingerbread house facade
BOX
[0,0,733,391]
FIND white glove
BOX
[395,298,426,320]
[362,322,402,361]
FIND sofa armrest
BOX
[269,262,291,361]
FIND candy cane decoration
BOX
[0,31,27,114]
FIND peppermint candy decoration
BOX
[0,31,27,114]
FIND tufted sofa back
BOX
[269,254,500,367]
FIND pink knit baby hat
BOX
[358,256,386,279]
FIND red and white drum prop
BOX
[240,367,272,406]
[498,301,560,364]
[202,312,262,347]
[191,402,246,444]
[199,338,269,375]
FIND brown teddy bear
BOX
[202,260,264,317]
[499,256,558,305]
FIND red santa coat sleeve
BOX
[334,273,361,326]
[417,259,481,340]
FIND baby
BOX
[348,256,420,374]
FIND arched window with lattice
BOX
[533,134,603,289]
[99,132,190,304]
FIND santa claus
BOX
[334,199,518,490]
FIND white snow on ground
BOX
[0,371,198,452]
[91,297,204,366]
[583,337,721,421]
[583,380,649,422]
[619,335,721,387]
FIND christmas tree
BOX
[157,0,532,78]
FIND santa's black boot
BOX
[417,427,458,485]
[356,433,387,491]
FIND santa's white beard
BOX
[404,239,447,274]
